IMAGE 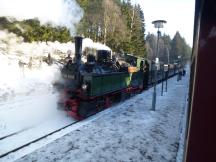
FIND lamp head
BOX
[152,20,167,28]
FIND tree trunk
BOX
[129,8,135,41]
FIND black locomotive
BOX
[57,36,179,120]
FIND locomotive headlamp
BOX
[82,83,88,90]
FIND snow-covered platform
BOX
[11,72,189,162]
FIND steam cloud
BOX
[0,0,83,35]
[0,0,113,130]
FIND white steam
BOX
[0,0,113,131]
[0,30,114,132]
[0,30,64,102]
[83,38,112,51]
[0,0,83,35]
[0,30,113,100]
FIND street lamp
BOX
[151,20,167,111]
[164,43,170,92]
[177,55,182,81]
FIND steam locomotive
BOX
[57,36,179,120]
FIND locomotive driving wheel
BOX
[78,100,97,118]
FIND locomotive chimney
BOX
[74,36,83,66]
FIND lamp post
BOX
[161,63,164,96]
[177,55,182,81]
[151,20,166,111]
[164,64,169,92]
[165,45,170,92]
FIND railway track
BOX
[0,127,32,141]
[0,99,123,159]
[0,120,79,159]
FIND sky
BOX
[131,0,195,47]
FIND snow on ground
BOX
[0,30,108,138]
[0,101,75,157]
[0,33,76,160]
[176,67,190,162]
[0,31,189,162]
[0,50,76,159]
[176,97,188,162]
[0,52,63,137]
[11,72,189,162]
[0,31,118,162]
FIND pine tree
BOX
[146,31,191,64]
[120,2,146,57]
[170,31,191,64]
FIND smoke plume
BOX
[0,0,83,35]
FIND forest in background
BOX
[146,32,191,64]
[76,0,146,57]
[0,0,191,64]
